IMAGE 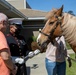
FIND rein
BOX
[39,31,49,37]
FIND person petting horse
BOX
[45,36,72,75]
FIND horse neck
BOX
[61,13,76,46]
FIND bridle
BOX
[39,16,62,39]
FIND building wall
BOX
[6,0,31,9]
[6,0,26,9]
[21,20,44,40]
[21,28,39,40]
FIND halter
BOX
[39,16,62,39]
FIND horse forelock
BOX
[45,8,58,20]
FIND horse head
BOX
[37,5,64,52]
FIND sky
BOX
[27,0,76,14]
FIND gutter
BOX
[0,0,28,20]
[28,17,46,20]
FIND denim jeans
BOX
[45,58,66,75]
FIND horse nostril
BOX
[39,43,41,46]
[38,42,41,46]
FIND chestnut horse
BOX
[37,5,76,53]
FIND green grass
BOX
[66,54,76,75]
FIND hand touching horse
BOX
[37,5,76,53]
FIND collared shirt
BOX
[0,31,10,75]
[46,36,67,62]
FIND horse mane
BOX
[61,13,76,46]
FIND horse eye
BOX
[49,22,54,25]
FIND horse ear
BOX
[56,5,64,16]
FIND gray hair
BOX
[0,13,8,22]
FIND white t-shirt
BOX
[46,36,67,62]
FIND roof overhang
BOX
[0,0,27,20]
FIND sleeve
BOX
[0,32,9,50]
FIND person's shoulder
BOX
[0,31,3,35]
[0,31,5,37]
[60,36,65,40]
[0,31,7,41]
[61,36,64,38]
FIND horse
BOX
[37,5,76,53]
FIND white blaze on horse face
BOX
[37,33,41,43]
[37,26,46,43]
[37,22,47,44]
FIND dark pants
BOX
[45,58,66,75]
[16,63,27,75]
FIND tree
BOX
[68,10,75,16]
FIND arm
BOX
[63,44,72,68]
[0,49,17,74]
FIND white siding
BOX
[6,0,26,9]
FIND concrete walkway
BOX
[67,49,74,54]
[26,50,74,75]
[26,53,47,75]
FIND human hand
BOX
[28,51,34,58]
[15,58,24,64]
[67,57,72,67]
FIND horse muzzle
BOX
[37,40,49,52]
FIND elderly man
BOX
[0,13,17,75]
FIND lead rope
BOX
[62,49,76,62]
